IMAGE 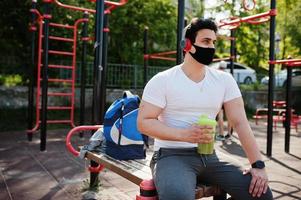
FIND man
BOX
[137,18,273,200]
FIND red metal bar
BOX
[103,27,110,32]
[89,165,104,173]
[52,0,127,16]
[89,0,128,6]
[149,55,176,61]
[47,92,72,96]
[268,59,301,65]
[151,51,177,56]
[46,78,73,83]
[246,18,270,25]
[49,35,74,42]
[43,120,71,124]
[27,10,44,134]
[70,18,89,128]
[81,36,94,41]
[66,125,102,156]
[213,57,232,62]
[30,9,43,19]
[273,101,286,108]
[219,9,276,29]
[217,35,235,41]
[29,26,37,32]
[287,62,301,67]
[48,64,73,69]
[43,106,72,110]
[49,22,74,29]
[53,0,96,14]
[48,50,74,56]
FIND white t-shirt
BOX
[142,64,241,150]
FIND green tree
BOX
[0,0,32,75]
[278,0,301,57]
[108,0,177,65]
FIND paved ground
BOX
[0,121,300,200]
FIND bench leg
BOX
[90,160,100,189]
[213,191,227,200]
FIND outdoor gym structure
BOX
[28,0,299,157]
[27,0,127,151]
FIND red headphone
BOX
[183,39,192,52]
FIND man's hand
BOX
[181,125,214,144]
[243,168,269,198]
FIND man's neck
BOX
[181,56,206,83]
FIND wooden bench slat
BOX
[86,151,152,185]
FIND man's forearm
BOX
[235,122,262,164]
[138,118,183,141]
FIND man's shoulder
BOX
[160,65,180,75]
[207,66,229,79]
[152,65,181,79]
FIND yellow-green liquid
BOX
[197,115,217,155]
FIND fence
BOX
[58,61,170,89]
[0,57,272,89]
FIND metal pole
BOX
[230,30,235,75]
[176,0,185,64]
[79,12,89,138]
[285,67,292,153]
[100,14,109,124]
[27,0,37,141]
[40,1,51,151]
[143,27,148,87]
[90,0,104,189]
[92,0,105,125]
[267,0,276,157]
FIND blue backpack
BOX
[103,91,148,160]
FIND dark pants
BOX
[150,148,273,200]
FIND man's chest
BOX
[165,79,225,111]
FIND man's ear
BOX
[183,39,192,52]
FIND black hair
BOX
[184,18,218,43]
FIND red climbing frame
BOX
[28,0,128,134]
[28,8,89,133]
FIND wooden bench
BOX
[66,125,227,199]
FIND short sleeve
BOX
[142,73,166,108]
[223,73,242,103]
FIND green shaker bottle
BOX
[197,115,217,154]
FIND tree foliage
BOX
[0,0,301,83]
[108,0,177,65]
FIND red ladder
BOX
[28,9,88,133]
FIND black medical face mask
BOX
[189,44,215,65]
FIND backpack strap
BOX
[118,101,125,145]
[123,90,134,98]
[123,90,141,105]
